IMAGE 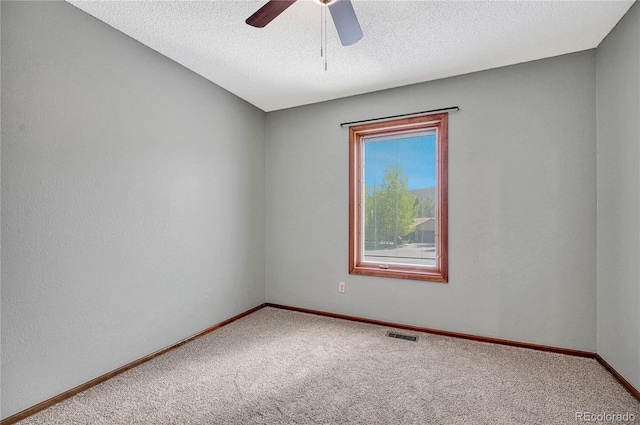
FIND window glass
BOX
[362,129,437,268]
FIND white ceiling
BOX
[67,0,634,112]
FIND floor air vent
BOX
[387,332,418,342]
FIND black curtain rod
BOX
[339,106,460,127]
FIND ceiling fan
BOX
[246,0,363,46]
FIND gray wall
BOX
[1,1,266,418]
[266,51,597,352]
[596,2,640,391]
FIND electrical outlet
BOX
[338,281,346,293]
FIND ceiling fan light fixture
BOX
[313,0,339,6]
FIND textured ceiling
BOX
[67,0,634,112]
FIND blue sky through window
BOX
[364,133,436,190]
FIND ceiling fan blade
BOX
[328,0,363,46]
[246,0,297,28]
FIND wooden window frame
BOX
[348,113,448,283]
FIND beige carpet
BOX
[18,307,640,424]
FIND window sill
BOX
[349,263,448,283]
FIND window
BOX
[349,113,448,282]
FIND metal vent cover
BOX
[386,331,418,342]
